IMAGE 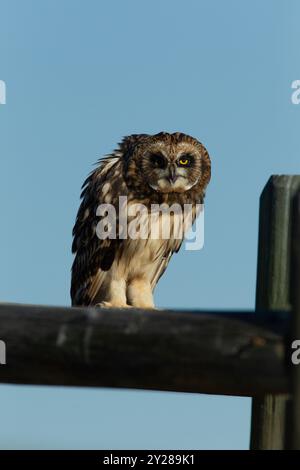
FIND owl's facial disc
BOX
[146,151,201,194]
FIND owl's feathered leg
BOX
[127,278,155,309]
[95,278,131,308]
[95,301,132,308]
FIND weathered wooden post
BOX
[291,189,300,449]
[250,176,300,450]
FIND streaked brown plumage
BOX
[71,131,211,308]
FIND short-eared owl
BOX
[71,132,211,308]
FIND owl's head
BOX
[124,132,211,196]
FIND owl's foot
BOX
[95,301,132,309]
[126,278,155,309]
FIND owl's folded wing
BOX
[150,204,200,290]
[71,156,122,306]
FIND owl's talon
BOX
[95,301,132,309]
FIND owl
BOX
[71,132,211,308]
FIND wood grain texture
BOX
[0,303,288,396]
[250,175,300,450]
[290,191,300,449]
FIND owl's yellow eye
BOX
[177,153,193,167]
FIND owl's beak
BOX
[168,165,177,184]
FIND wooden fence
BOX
[0,175,300,450]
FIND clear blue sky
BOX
[0,0,299,450]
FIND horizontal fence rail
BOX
[0,303,290,397]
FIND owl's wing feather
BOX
[150,238,183,290]
[71,155,123,305]
[150,205,200,289]
[150,250,173,289]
